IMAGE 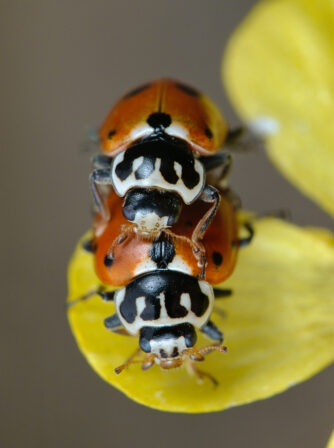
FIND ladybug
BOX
[89,79,245,273]
[91,190,240,286]
[98,79,228,156]
[111,270,227,374]
[79,190,253,377]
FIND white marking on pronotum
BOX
[173,161,182,179]
[132,156,144,172]
[198,280,215,325]
[157,292,168,319]
[136,296,146,316]
[111,150,205,204]
[180,293,191,312]
[115,279,215,335]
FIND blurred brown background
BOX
[1,1,333,447]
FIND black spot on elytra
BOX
[104,254,114,267]
[174,82,200,97]
[123,83,151,99]
[185,220,193,227]
[108,130,116,140]
[82,239,97,253]
[147,112,172,130]
[104,314,121,330]
[205,127,213,139]
[212,251,223,266]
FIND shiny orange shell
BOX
[93,191,238,286]
[99,79,228,156]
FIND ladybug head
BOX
[113,270,226,374]
[114,323,227,373]
[139,323,196,369]
[122,188,182,235]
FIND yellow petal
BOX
[307,227,334,247]
[223,0,334,218]
[327,430,334,448]
[67,220,334,413]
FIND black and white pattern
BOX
[114,270,214,336]
[139,323,197,359]
[122,188,182,235]
[111,139,205,204]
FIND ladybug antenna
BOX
[197,344,228,356]
[114,359,141,375]
[184,344,227,362]
[114,353,155,375]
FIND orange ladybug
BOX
[90,79,240,273]
[91,189,240,287]
[99,79,228,156]
[80,189,253,376]
[70,79,257,379]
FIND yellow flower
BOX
[67,0,334,413]
[223,0,334,217]
[327,430,334,448]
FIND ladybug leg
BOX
[104,313,129,336]
[186,360,219,386]
[237,222,255,248]
[162,228,191,245]
[191,185,221,278]
[199,151,232,175]
[224,126,264,152]
[89,169,113,221]
[161,229,203,268]
[162,228,208,274]
[82,238,97,253]
[115,348,147,375]
[212,307,227,319]
[193,241,206,280]
[81,128,100,153]
[257,208,291,221]
[92,154,112,170]
[200,320,223,343]
[117,224,136,244]
[67,287,114,309]
[200,152,232,188]
[98,291,116,301]
[201,126,263,182]
[212,288,233,298]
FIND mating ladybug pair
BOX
[70,79,254,381]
